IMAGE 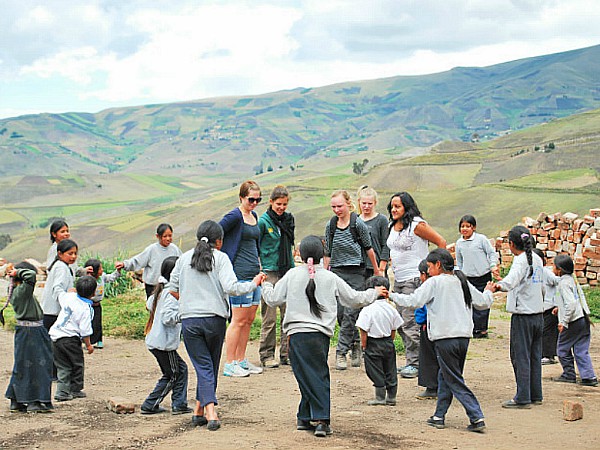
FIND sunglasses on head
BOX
[247,197,262,204]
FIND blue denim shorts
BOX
[229,284,261,308]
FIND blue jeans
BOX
[182,316,226,406]
[557,317,596,380]
[290,332,331,423]
[510,314,543,404]
[434,338,484,423]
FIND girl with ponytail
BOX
[168,220,264,431]
[389,248,494,433]
[261,235,385,437]
[141,256,190,416]
[488,225,544,408]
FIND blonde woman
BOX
[357,186,390,278]
[324,190,381,370]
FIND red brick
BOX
[563,400,583,421]
[107,397,136,414]
[573,219,583,232]
[583,215,595,224]
[537,236,548,244]
[590,208,600,218]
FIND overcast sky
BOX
[1,0,599,119]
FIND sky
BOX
[1,0,600,119]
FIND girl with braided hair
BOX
[261,235,385,438]
[489,225,544,408]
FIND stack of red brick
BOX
[496,208,600,287]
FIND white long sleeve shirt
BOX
[456,232,498,277]
[555,275,590,328]
[498,252,544,315]
[41,261,75,316]
[390,273,494,341]
[123,242,182,285]
[49,292,93,341]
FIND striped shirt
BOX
[325,217,372,268]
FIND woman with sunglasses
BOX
[219,180,265,378]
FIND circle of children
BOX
[4,181,597,437]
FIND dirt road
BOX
[1,310,599,450]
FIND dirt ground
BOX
[1,308,600,450]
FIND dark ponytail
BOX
[299,235,326,318]
[145,256,178,335]
[509,225,534,277]
[191,220,224,272]
[426,248,472,308]
[48,239,78,273]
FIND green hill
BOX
[1,45,600,179]
[1,106,599,263]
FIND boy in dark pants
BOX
[49,276,96,402]
[356,276,404,406]
[415,259,439,399]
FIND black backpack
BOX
[328,212,368,251]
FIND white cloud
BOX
[1,0,600,118]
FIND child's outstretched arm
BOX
[334,274,382,309]
[389,279,432,309]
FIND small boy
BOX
[415,259,439,400]
[356,276,404,406]
[5,262,54,413]
[49,275,97,402]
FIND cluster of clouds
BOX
[1,0,599,118]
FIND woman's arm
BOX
[414,222,446,248]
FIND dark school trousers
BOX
[468,273,492,334]
[142,349,188,411]
[182,316,226,407]
[510,313,543,404]
[418,324,439,390]
[289,332,331,423]
[53,336,85,397]
[542,308,558,359]
[331,266,365,356]
[557,317,596,380]
[364,336,397,389]
[43,314,59,378]
[434,337,484,423]
[91,303,103,345]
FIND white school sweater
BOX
[262,265,378,337]
[49,292,93,341]
[41,261,75,316]
[123,242,182,285]
[456,232,498,278]
[498,252,544,315]
[390,274,494,341]
[555,275,590,328]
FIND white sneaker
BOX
[239,359,263,374]
[223,361,250,377]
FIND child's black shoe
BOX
[580,378,599,387]
[467,419,486,433]
[9,400,27,413]
[314,422,332,437]
[427,416,445,429]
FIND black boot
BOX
[368,387,387,406]
[386,385,397,406]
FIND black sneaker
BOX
[580,378,599,387]
[314,422,332,437]
[467,419,486,433]
[172,406,193,415]
[427,416,445,429]
[552,375,576,384]
[71,391,87,399]
[297,418,315,431]
[502,399,531,409]
[9,400,27,413]
[54,393,74,402]
[140,406,167,415]
[26,401,53,413]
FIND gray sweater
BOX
[455,232,498,277]
[123,242,182,285]
[41,261,74,316]
[556,275,590,328]
[261,264,378,337]
[498,252,544,315]
[390,274,494,341]
[145,290,181,351]
[167,248,257,320]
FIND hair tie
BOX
[200,236,209,242]
[520,232,529,241]
[307,257,315,279]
